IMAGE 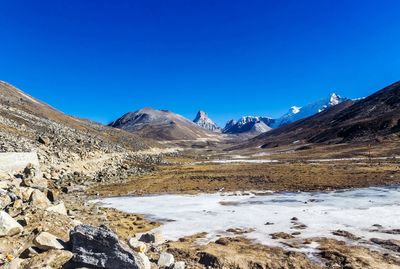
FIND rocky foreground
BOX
[0,165,186,269]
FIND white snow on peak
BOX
[193,110,221,132]
[329,93,341,106]
[290,106,301,114]
[271,92,346,128]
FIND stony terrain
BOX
[0,165,188,268]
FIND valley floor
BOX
[89,159,400,196]
[84,148,400,269]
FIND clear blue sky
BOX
[1,0,400,126]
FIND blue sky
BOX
[1,0,400,126]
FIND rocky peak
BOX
[329,93,341,106]
[223,119,237,132]
[193,110,221,132]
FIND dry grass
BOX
[89,160,400,196]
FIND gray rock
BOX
[158,252,174,268]
[29,189,51,209]
[0,210,23,236]
[70,224,145,269]
[129,237,147,253]
[34,231,64,250]
[174,261,185,269]
[0,193,12,209]
[46,202,68,215]
[138,231,164,245]
[138,253,151,269]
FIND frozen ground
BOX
[95,186,400,250]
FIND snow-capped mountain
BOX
[193,111,221,132]
[271,93,347,128]
[223,116,274,134]
[223,93,346,135]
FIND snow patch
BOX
[95,186,400,251]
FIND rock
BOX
[29,189,51,209]
[270,232,295,239]
[38,136,51,145]
[370,238,400,252]
[46,202,68,216]
[19,247,39,259]
[129,237,147,253]
[19,187,34,201]
[0,193,12,209]
[0,170,12,180]
[22,177,47,189]
[23,164,39,179]
[138,231,164,245]
[158,252,174,268]
[46,189,59,202]
[0,210,23,236]
[138,253,151,269]
[197,252,221,268]
[332,230,361,240]
[61,185,86,193]
[0,181,11,189]
[34,231,64,250]
[23,249,73,269]
[174,261,185,269]
[70,224,144,268]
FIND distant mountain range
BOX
[192,93,347,135]
[109,93,349,140]
[233,81,400,150]
[2,79,400,149]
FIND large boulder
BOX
[29,189,51,209]
[33,231,64,250]
[70,224,146,269]
[0,210,23,236]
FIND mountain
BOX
[109,107,217,141]
[0,80,155,184]
[223,116,274,135]
[193,111,221,132]
[234,81,400,149]
[271,93,347,128]
[222,93,346,135]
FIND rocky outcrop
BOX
[70,224,145,268]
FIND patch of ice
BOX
[95,187,400,251]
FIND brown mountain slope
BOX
[0,81,157,174]
[234,81,400,149]
[109,107,221,141]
